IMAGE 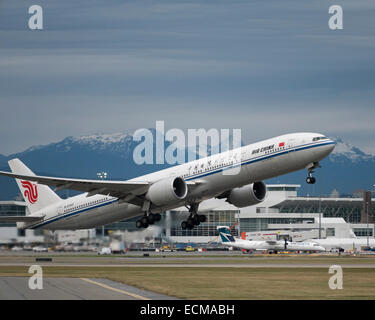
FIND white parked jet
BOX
[308,238,375,252]
[0,132,335,230]
[217,226,326,253]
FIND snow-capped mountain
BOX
[0,132,374,200]
[330,137,374,163]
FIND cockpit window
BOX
[312,136,326,141]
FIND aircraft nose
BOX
[327,139,336,153]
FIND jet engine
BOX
[145,176,188,206]
[227,181,267,208]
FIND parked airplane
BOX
[308,238,375,252]
[217,226,326,253]
[0,132,335,230]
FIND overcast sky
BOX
[0,0,374,155]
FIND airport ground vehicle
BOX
[98,247,112,255]
[32,246,48,252]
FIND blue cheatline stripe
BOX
[30,141,334,229]
[30,199,118,229]
[185,141,335,181]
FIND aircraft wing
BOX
[0,170,151,206]
[0,216,44,222]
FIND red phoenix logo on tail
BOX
[21,181,38,204]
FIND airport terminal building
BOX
[0,201,44,244]
[164,184,374,244]
[0,185,374,246]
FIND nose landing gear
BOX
[306,173,316,184]
[305,162,320,184]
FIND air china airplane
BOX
[0,132,335,231]
[217,226,326,253]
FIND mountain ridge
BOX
[0,131,374,200]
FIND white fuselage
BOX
[222,238,326,252]
[22,132,335,230]
[309,238,375,251]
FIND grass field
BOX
[0,265,374,299]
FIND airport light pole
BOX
[366,184,375,247]
[319,195,322,239]
[97,172,108,240]
[366,199,369,247]
[317,182,322,239]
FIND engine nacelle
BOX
[227,181,267,208]
[145,176,188,207]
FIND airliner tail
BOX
[217,226,236,243]
[8,159,61,214]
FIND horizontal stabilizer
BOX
[0,216,44,223]
[0,169,150,205]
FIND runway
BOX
[1,253,375,300]
[0,277,177,300]
[0,263,374,268]
[0,252,375,268]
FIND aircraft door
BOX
[285,138,297,167]
[287,138,296,153]
[57,206,63,216]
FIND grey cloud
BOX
[0,0,374,155]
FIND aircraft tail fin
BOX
[217,226,236,243]
[8,159,61,214]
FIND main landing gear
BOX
[136,213,161,229]
[305,162,320,184]
[181,203,206,230]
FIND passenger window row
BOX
[64,198,109,213]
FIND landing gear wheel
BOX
[140,216,149,228]
[187,222,194,230]
[306,176,316,184]
[181,220,194,230]
[154,213,161,222]
[136,220,143,229]
[193,215,200,226]
[187,217,194,226]
[147,213,155,225]
[198,215,206,223]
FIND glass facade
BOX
[353,228,373,237]
[276,203,374,224]
[239,217,315,232]
[0,203,26,227]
